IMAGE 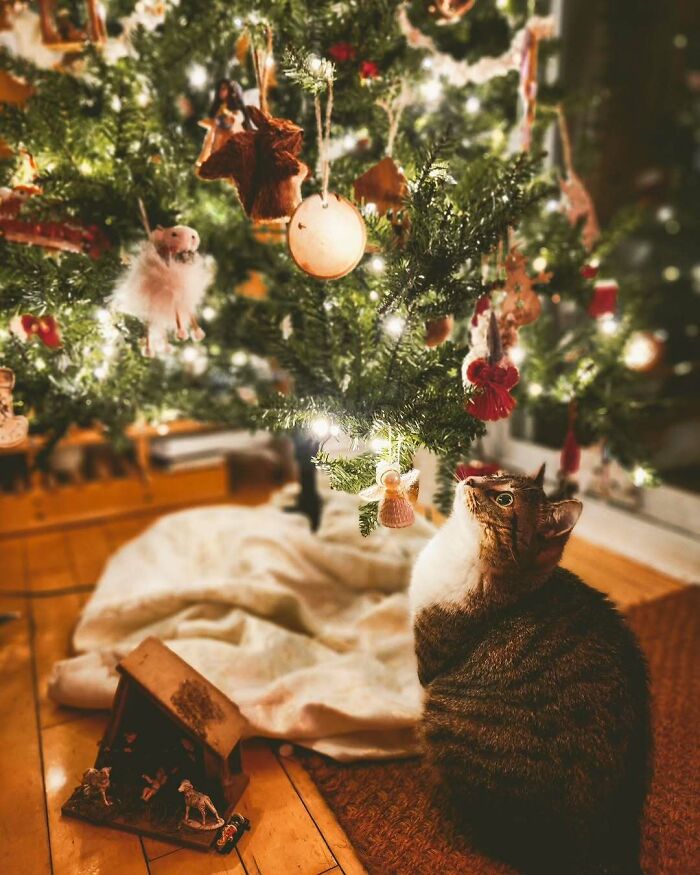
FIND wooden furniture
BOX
[0,421,229,536]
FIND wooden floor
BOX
[0,490,686,875]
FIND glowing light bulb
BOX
[632,466,651,488]
[369,256,385,274]
[528,382,543,398]
[598,315,619,336]
[186,63,208,90]
[202,306,217,321]
[94,363,109,380]
[509,345,526,366]
[110,96,122,112]
[371,438,391,453]
[532,256,548,272]
[421,58,433,70]
[369,290,379,302]
[96,308,111,324]
[156,423,170,436]
[545,198,560,213]
[231,351,248,367]
[384,316,405,338]
[363,202,378,217]
[465,96,481,115]
[663,266,680,282]
[623,332,658,371]
[311,417,331,438]
[421,79,443,102]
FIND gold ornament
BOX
[425,315,454,348]
[623,331,664,373]
[360,462,420,529]
[0,367,28,448]
[287,193,367,280]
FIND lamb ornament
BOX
[112,224,213,357]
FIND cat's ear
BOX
[542,499,582,539]
[532,463,546,487]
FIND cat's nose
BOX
[466,476,487,489]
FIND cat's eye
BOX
[495,492,514,507]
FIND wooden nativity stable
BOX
[62,636,249,851]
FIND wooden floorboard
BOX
[0,495,688,875]
[0,595,52,875]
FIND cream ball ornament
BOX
[287,193,367,280]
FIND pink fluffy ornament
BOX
[112,224,213,357]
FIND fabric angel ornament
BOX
[112,224,213,357]
[198,105,309,223]
[360,461,420,529]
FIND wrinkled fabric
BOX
[49,491,434,761]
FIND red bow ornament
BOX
[15,314,62,348]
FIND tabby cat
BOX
[409,467,651,875]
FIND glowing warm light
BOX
[623,332,659,371]
[202,306,217,321]
[231,351,248,367]
[369,256,385,274]
[509,345,526,366]
[465,96,481,115]
[156,423,170,436]
[421,79,443,102]
[598,315,619,336]
[371,438,391,453]
[311,417,331,438]
[528,382,543,397]
[363,202,378,217]
[187,63,208,90]
[632,465,651,488]
[532,255,548,272]
[544,198,560,213]
[94,364,109,380]
[662,265,680,282]
[384,316,405,338]
[369,291,379,302]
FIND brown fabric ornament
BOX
[198,106,309,223]
[353,156,407,218]
[499,248,551,329]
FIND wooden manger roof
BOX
[117,637,247,759]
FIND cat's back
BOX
[421,568,650,819]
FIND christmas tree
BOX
[0,0,680,532]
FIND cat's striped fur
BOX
[410,469,651,875]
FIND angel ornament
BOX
[112,224,213,358]
[361,461,420,529]
[196,79,253,170]
[0,367,29,448]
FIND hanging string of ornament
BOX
[287,56,367,280]
[556,105,600,251]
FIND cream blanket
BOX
[49,492,434,760]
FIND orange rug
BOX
[303,588,700,874]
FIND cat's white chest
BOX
[409,513,482,616]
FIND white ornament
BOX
[287,193,367,280]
